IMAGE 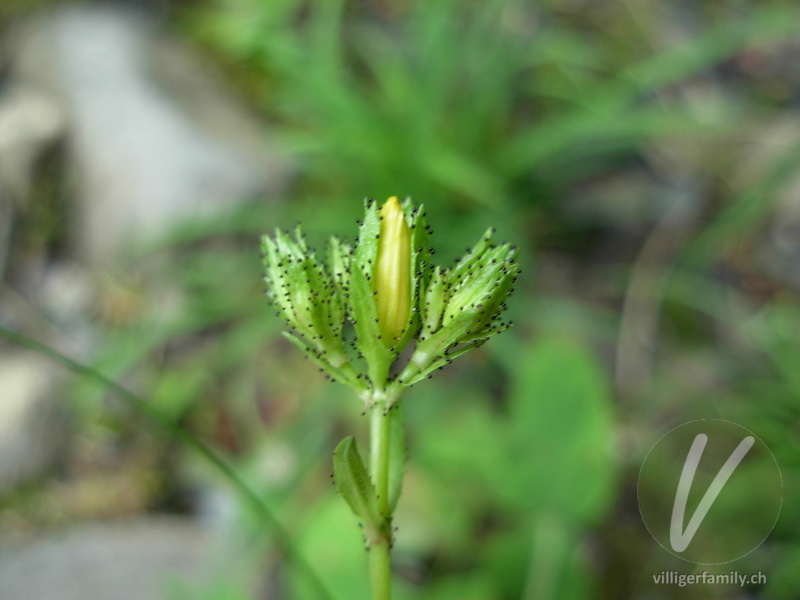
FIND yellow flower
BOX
[373,197,411,344]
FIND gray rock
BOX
[0,350,67,493]
[0,518,213,600]
[8,6,292,266]
[0,83,65,279]
[0,83,64,202]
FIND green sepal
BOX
[327,235,354,334]
[354,198,380,269]
[333,436,382,529]
[393,202,429,352]
[406,200,430,308]
[262,232,316,340]
[282,332,360,390]
[443,244,517,325]
[459,320,512,344]
[391,311,420,359]
[262,229,347,364]
[402,339,489,386]
[328,236,350,294]
[420,266,447,338]
[410,310,478,372]
[349,266,393,386]
[450,227,494,281]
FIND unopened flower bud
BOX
[405,229,519,378]
[261,228,347,368]
[262,195,517,393]
[373,197,412,344]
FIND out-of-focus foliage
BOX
[6,0,800,599]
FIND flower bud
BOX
[373,197,412,344]
[263,196,517,393]
[403,229,519,380]
[261,227,346,367]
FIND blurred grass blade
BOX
[620,5,800,95]
[0,326,335,600]
[501,4,800,175]
[684,139,800,264]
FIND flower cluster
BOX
[262,197,519,402]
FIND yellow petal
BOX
[374,196,411,344]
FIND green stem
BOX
[369,538,392,600]
[370,405,392,516]
[368,394,397,600]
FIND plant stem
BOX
[371,404,392,516]
[368,397,395,600]
[369,537,392,600]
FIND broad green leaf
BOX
[504,337,616,524]
[291,493,369,600]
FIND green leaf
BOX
[504,337,616,523]
[291,493,370,600]
[332,436,382,529]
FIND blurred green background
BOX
[2,0,800,598]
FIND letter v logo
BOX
[638,420,782,563]
[670,433,755,552]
